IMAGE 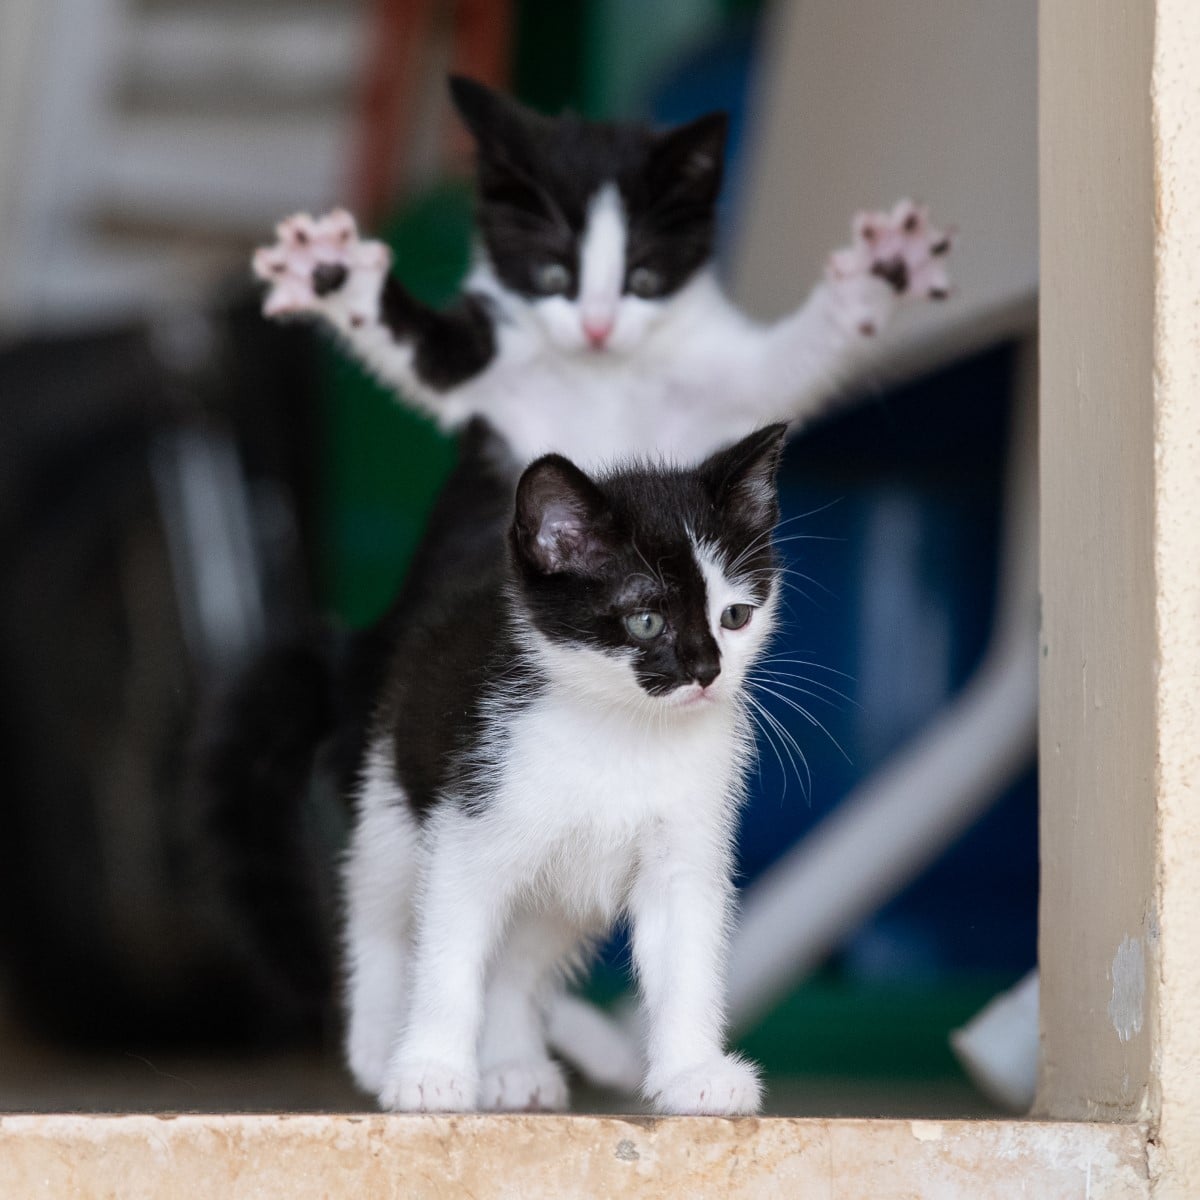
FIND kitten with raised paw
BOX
[343,424,788,1116]
[253,76,953,471]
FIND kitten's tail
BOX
[546,994,643,1093]
[191,630,346,1006]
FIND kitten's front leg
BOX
[377,818,509,1112]
[342,795,419,1096]
[629,825,762,1116]
[726,199,953,431]
[252,209,496,413]
[824,199,951,338]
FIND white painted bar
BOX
[1040,0,1200,1192]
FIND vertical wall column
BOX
[1039,1,1200,1190]
[1038,0,1157,1122]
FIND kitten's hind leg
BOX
[477,910,580,1112]
[342,758,419,1096]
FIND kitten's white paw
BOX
[378,1060,477,1112]
[479,1059,570,1112]
[345,1015,398,1097]
[647,1054,763,1116]
[826,198,953,337]
[252,208,389,325]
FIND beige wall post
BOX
[1146,4,1200,1193]
[1038,0,1157,1122]
[1039,0,1200,1191]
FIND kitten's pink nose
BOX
[582,316,614,348]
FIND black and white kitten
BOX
[344,424,787,1115]
[253,76,952,471]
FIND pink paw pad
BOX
[252,209,389,319]
[826,199,953,335]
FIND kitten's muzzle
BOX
[673,679,719,708]
[677,633,721,690]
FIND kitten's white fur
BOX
[343,539,777,1114]
[268,191,912,472]
[256,187,949,1110]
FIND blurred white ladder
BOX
[0,0,364,333]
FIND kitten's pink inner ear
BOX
[517,455,612,574]
[536,504,587,573]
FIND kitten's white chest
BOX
[507,697,736,819]
[483,697,740,920]
[447,357,699,468]
[440,275,747,469]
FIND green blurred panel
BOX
[584,0,723,118]
[321,182,474,627]
[733,975,1011,1080]
[513,0,590,113]
[585,966,1006,1082]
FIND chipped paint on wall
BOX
[1108,936,1145,1043]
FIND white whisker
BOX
[753,683,852,764]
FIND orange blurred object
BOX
[350,0,513,222]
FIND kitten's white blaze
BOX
[577,183,627,345]
[693,539,776,695]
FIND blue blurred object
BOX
[650,17,760,257]
[644,21,1037,986]
[742,344,1037,980]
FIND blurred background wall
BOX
[0,0,1037,1115]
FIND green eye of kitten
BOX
[720,604,753,630]
[532,262,571,295]
[627,266,664,298]
[624,611,666,641]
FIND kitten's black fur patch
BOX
[371,422,533,819]
[449,76,727,303]
[379,281,498,392]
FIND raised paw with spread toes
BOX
[826,198,953,337]
[252,209,389,326]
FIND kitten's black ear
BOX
[700,424,788,529]
[514,455,614,576]
[652,112,729,200]
[448,75,544,151]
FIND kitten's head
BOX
[450,75,727,356]
[511,425,786,712]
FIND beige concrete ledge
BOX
[0,1113,1149,1199]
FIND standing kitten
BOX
[254,76,952,473]
[345,424,787,1115]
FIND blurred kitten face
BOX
[449,77,727,357]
